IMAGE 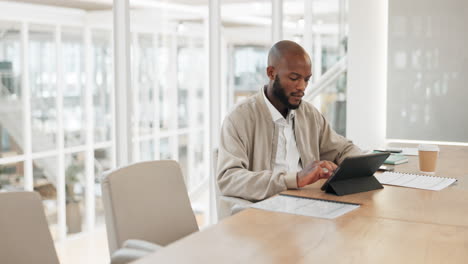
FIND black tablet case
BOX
[322,153,390,196]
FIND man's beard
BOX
[272,75,301,109]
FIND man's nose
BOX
[297,78,307,91]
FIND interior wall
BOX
[386,0,468,142]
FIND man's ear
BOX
[266,66,275,81]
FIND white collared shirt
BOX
[262,90,302,174]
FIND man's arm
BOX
[318,113,362,164]
[216,117,297,201]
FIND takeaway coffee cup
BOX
[418,144,439,174]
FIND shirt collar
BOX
[262,87,295,124]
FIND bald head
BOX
[267,40,311,67]
[265,40,312,116]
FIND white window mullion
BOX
[303,0,313,60]
[21,21,33,192]
[153,33,160,160]
[169,34,178,159]
[272,0,283,43]
[113,0,133,167]
[208,0,221,224]
[84,26,95,232]
[55,25,67,241]
[132,32,141,162]
[187,38,196,190]
[109,29,117,169]
[0,155,26,165]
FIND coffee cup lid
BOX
[418,144,439,151]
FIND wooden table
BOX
[135,145,468,263]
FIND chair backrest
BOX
[0,191,60,264]
[101,160,199,255]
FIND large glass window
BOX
[33,156,58,239]
[92,29,113,144]
[29,25,57,153]
[0,22,22,157]
[0,10,116,240]
[222,0,272,108]
[129,1,209,226]
[0,161,24,191]
[62,28,85,148]
[94,148,112,226]
[65,151,86,235]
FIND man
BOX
[216,40,361,215]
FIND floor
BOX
[55,227,110,264]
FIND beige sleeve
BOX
[317,113,362,165]
[216,117,297,202]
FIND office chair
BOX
[0,191,60,264]
[101,160,199,263]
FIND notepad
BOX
[373,151,409,165]
[250,194,360,219]
[375,171,457,191]
[384,154,409,165]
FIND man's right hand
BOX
[297,160,337,188]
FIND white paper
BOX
[376,171,457,191]
[250,195,360,219]
[401,147,419,156]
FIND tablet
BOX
[320,152,390,195]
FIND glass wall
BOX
[0,22,22,158]
[0,161,24,191]
[222,0,271,109]
[29,25,57,153]
[33,156,58,239]
[0,0,350,240]
[92,29,113,144]
[0,2,116,240]
[62,28,85,148]
[128,1,210,226]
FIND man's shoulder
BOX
[225,93,263,121]
[298,99,321,117]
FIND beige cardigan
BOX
[216,90,361,214]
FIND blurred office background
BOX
[0,0,466,263]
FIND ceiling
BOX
[2,0,269,10]
[3,0,111,10]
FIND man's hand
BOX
[297,161,338,188]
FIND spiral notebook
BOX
[375,171,457,191]
[250,194,360,219]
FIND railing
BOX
[0,72,105,187]
[304,55,347,102]
[304,56,348,136]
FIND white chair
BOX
[0,191,60,264]
[101,160,199,263]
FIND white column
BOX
[152,34,160,160]
[313,33,322,81]
[109,30,117,169]
[272,0,283,43]
[219,35,228,119]
[346,0,388,149]
[113,0,133,167]
[303,0,313,58]
[168,34,178,159]
[55,25,67,240]
[132,32,140,162]
[21,22,33,192]
[84,27,95,232]
[208,0,221,224]
[187,39,196,190]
